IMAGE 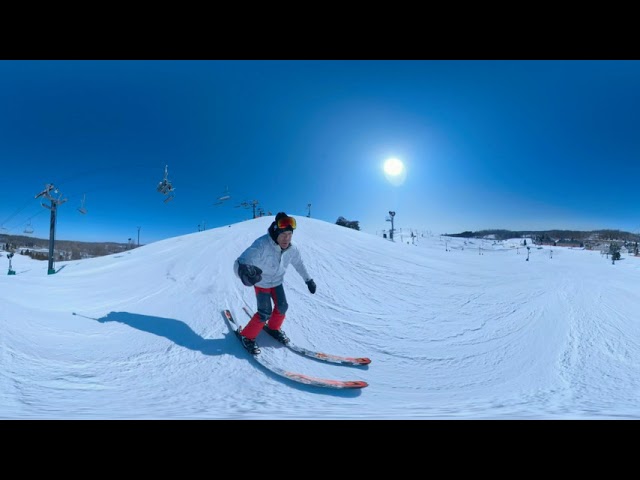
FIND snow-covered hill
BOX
[2,216,640,419]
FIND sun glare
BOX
[383,158,404,176]
[383,157,407,186]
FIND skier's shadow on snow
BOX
[75,311,363,396]
[77,311,231,357]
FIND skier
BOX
[234,212,316,354]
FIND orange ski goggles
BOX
[276,216,297,230]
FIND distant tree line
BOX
[448,229,640,243]
[336,216,360,231]
[1,234,132,260]
[21,250,54,261]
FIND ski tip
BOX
[345,381,368,389]
[337,357,371,366]
[285,372,369,389]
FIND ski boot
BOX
[263,325,290,345]
[238,332,261,355]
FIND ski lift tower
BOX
[236,200,260,219]
[35,184,67,275]
[249,200,259,219]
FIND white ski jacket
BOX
[234,233,311,288]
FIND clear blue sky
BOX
[1,60,639,244]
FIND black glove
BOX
[238,264,262,287]
[306,279,316,294]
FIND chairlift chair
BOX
[24,222,34,234]
[213,186,231,206]
[78,194,88,214]
[218,186,231,202]
[157,180,174,195]
[157,165,175,199]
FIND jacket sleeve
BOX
[291,246,312,283]
[234,237,265,279]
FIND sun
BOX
[383,158,404,176]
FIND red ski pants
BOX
[240,284,288,340]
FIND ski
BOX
[242,306,371,366]
[223,309,368,389]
